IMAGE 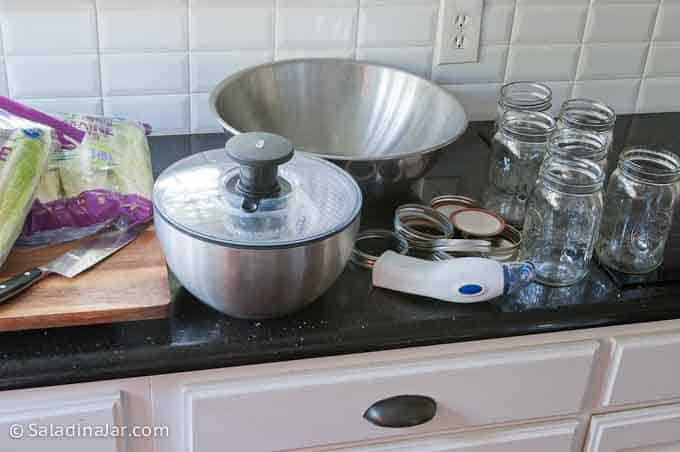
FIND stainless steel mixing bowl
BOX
[155,214,359,319]
[210,59,468,200]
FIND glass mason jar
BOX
[521,156,605,286]
[558,99,616,157]
[497,81,552,120]
[483,110,556,227]
[547,128,608,173]
[596,148,680,274]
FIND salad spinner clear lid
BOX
[153,132,362,248]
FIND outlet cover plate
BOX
[435,0,483,65]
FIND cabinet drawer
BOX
[585,403,680,452]
[154,340,598,452]
[0,377,152,452]
[601,330,680,407]
[329,420,580,452]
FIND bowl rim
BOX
[209,58,469,162]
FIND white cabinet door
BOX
[0,377,153,452]
[585,403,680,452]
[318,420,580,452]
[601,331,680,407]
[152,340,598,452]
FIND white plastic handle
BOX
[373,251,505,303]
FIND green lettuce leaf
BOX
[0,129,51,267]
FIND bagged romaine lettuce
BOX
[0,128,52,267]
[19,113,154,245]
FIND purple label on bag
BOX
[21,190,153,237]
[0,96,85,147]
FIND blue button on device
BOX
[458,284,484,295]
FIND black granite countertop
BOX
[1,113,679,392]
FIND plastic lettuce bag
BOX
[0,128,53,267]
[19,113,154,245]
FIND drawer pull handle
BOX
[363,395,437,428]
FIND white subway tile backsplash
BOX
[277,6,357,50]
[101,53,188,96]
[443,83,501,121]
[585,4,658,43]
[361,0,438,6]
[190,4,275,50]
[512,4,587,44]
[358,4,437,47]
[6,55,100,99]
[98,8,188,52]
[653,2,680,42]
[506,45,580,81]
[543,81,572,116]
[481,2,515,44]
[191,50,272,92]
[97,0,185,8]
[0,0,93,9]
[17,97,103,116]
[104,94,189,134]
[0,0,676,133]
[519,0,588,4]
[572,79,640,114]
[280,0,357,6]
[590,0,657,3]
[277,48,354,60]
[356,46,433,78]
[1,9,97,55]
[191,92,221,132]
[191,0,273,6]
[637,77,680,113]
[432,45,508,84]
[646,43,680,78]
[577,43,648,80]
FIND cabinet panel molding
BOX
[0,377,153,452]
[153,340,598,452]
[601,330,680,407]
[585,403,680,452]
[324,420,581,452]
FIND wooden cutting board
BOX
[0,229,171,331]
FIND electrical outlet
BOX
[435,0,483,65]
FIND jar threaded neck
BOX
[618,147,680,185]
[548,128,607,162]
[500,110,556,143]
[541,156,604,194]
[499,81,552,112]
[559,98,616,133]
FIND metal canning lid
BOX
[430,195,478,218]
[153,139,362,248]
[450,208,506,237]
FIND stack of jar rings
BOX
[350,204,458,268]
[350,229,409,269]
[350,202,524,268]
[430,197,523,261]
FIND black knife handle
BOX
[0,268,45,304]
